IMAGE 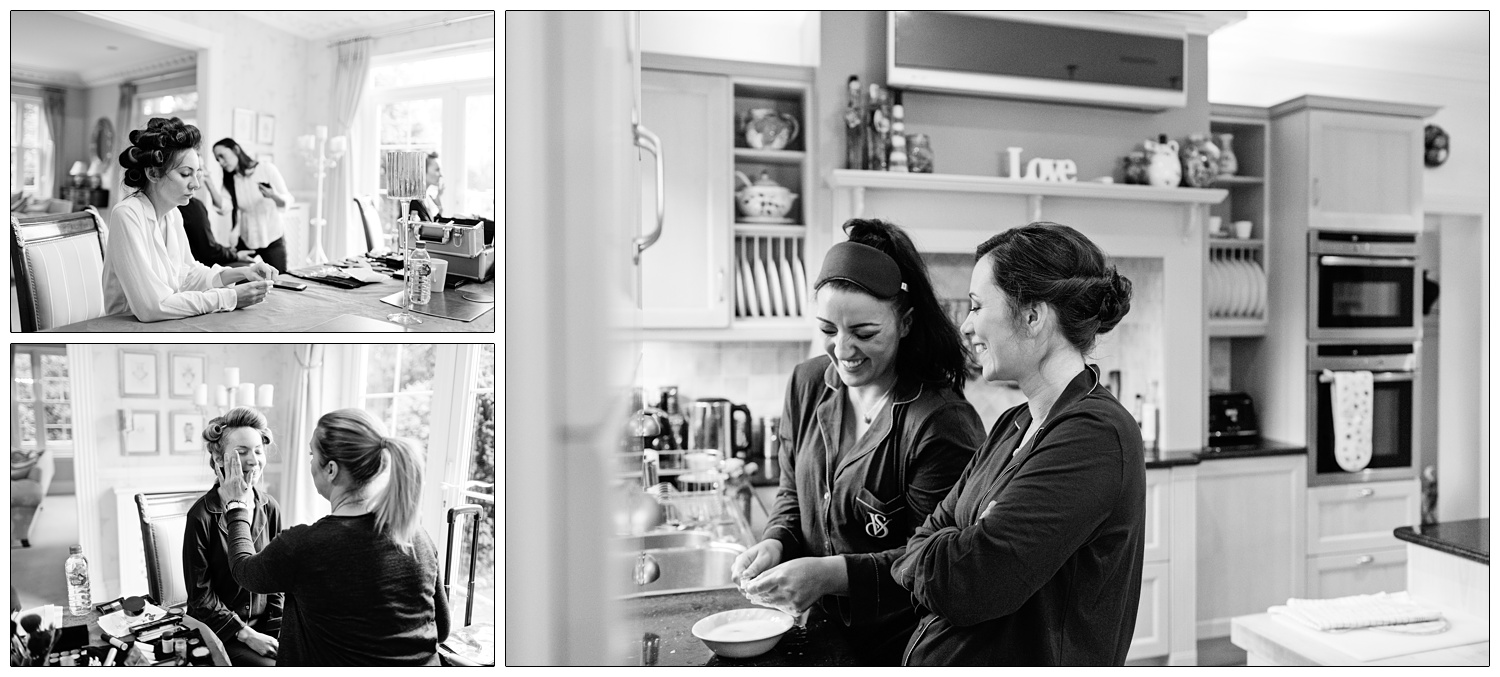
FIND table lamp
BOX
[384,150,428,326]
[69,161,88,188]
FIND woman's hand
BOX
[238,627,278,658]
[256,183,286,208]
[730,539,783,582]
[739,556,845,614]
[233,281,272,308]
[234,250,255,263]
[216,453,254,507]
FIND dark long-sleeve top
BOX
[892,365,1147,666]
[179,197,239,266]
[765,355,982,650]
[183,485,283,643]
[224,507,450,666]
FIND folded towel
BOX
[1327,369,1374,472]
[1269,591,1443,632]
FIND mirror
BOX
[93,118,114,163]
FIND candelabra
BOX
[383,150,429,326]
[192,367,275,415]
[297,126,348,266]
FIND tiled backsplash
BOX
[638,341,814,420]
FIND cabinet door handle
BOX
[718,268,726,303]
[1356,555,1375,565]
[1312,177,1320,207]
[633,124,665,263]
[1358,488,1375,498]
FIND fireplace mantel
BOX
[820,168,1227,453]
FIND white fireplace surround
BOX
[824,170,1227,452]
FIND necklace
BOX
[863,388,893,424]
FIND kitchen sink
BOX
[623,530,714,551]
[620,543,745,598]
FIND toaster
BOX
[1206,391,1260,450]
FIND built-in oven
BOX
[1307,230,1421,342]
[1306,342,1419,486]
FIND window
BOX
[365,45,495,232]
[10,95,52,199]
[137,88,199,129]
[11,346,72,454]
[352,344,494,632]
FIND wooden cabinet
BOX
[638,54,816,340]
[1195,455,1306,639]
[1132,561,1171,659]
[1304,479,1418,598]
[1208,104,1271,338]
[1269,96,1439,234]
[638,68,733,328]
[1128,465,1198,665]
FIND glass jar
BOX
[906,133,934,173]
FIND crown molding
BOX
[1117,11,1247,36]
[80,51,197,88]
[11,63,86,88]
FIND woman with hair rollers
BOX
[218,409,449,666]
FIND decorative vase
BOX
[1179,133,1220,188]
[1216,133,1238,177]
[1144,136,1181,188]
[1122,151,1150,185]
[906,133,933,173]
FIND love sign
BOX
[1005,147,1077,183]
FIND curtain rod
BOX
[327,12,492,48]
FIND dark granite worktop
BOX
[620,588,857,666]
[1147,440,1305,468]
[1395,518,1489,565]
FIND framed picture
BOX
[258,113,275,145]
[168,352,206,399]
[119,349,160,398]
[169,411,206,455]
[121,410,160,456]
[234,108,256,144]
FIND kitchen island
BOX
[621,588,857,666]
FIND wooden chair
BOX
[135,491,202,611]
[353,195,383,253]
[11,208,109,331]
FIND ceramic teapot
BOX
[1144,136,1181,188]
[741,108,800,150]
[735,170,798,219]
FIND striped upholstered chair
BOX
[10,207,109,331]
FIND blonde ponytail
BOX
[373,437,424,552]
[313,409,426,552]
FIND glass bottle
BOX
[65,545,91,615]
[407,241,433,306]
[843,75,865,170]
[658,386,688,451]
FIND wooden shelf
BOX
[827,169,1228,204]
[1212,175,1264,186]
[734,148,805,164]
[1209,318,1268,337]
[1209,238,1265,249]
[734,223,805,237]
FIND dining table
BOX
[43,277,495,333]
[49,605,230,666]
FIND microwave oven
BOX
[1307,230,1422,342]
[1306,342,1420,486]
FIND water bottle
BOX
[64,545,91,615]
[406,241,432,305]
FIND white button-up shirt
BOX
[103,192,237,321]
[231,160,293,249]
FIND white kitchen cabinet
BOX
[638,68,733,328]
[1304,547,1408,600]
[1195,455,1307,639]
[1130,561,1171,659]
[1127,464,1198,666]
[1269,96,1440,234]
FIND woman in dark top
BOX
[180,150,252,266]
[892,222,1146,666]
[219,409,449,666]
[731,219,983,665]
[182,407,283,666]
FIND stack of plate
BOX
[735,235,808,319]
[1207,248,1266,319]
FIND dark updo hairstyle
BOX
[975,221,1133,357]
[816,218,974,392]
[118,117,200,190]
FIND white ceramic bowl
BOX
[691,608,794,659]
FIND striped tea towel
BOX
[1269,591,1444,632]
[1327,369,1374,472]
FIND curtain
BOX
[280,344,330,526]
[40,87,64,202]
[114,81,137,201]
[327,39,372,260]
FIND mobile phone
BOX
[272,280,306,291]
[258,181,272,189]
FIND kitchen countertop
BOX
[1394,518,1489,565]
[1145,447,1201,468]
[620,588,857,666]
[1195,439,1307,461]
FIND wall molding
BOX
[11,63,85,88]
[80,51,197,88]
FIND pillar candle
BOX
[315,125,328,141]
[224,367,240,387]
[215,386,228,407]
[257,384,274,408]
[194,384,208,407]
[328,136,347,156]
[237,383,255,407]
[298,134,316,152]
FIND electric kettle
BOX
[689,398,752,460]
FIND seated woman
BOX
[183,407,283,666]
[219,409,449,666]
[408,152,443,221]
[181,149,253,267]
[101,117,276,322]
